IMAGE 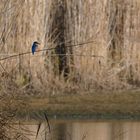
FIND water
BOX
[22,120,140,140]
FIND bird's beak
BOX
[36,42,40,45]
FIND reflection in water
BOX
[24,121,140,140]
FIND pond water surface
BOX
[22,120,140,140]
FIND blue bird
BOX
[32,41,40,55]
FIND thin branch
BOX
[0,40,100,61]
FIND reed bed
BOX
[0,0,140,95]
[0,1,140,139]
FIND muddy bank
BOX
[17,90,140,120]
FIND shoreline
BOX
[17,91,140,121]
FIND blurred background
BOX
[0,0,140,94]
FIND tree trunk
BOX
[48,0,70,78]
[107,0,125,67]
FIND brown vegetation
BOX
[0,0,140,94]
[1,1,140,139]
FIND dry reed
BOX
[0,0,140,95]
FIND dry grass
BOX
[0,0,140,94]
[0,88,32,140]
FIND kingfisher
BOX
[32,41,40,55]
